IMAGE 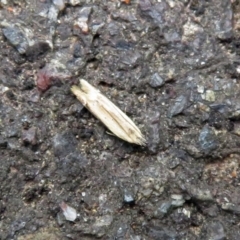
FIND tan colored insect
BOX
[71,79,146,145]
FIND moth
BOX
[71,79,146,145]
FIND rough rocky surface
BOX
[1,0,240,239]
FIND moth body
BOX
[71,79,146,145]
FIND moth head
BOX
[70,85,87,106]
[79,79,96,94]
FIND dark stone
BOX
[198,126,218,153]
[145,225,177,240]
[149,73,165,88]
[154,201,172,218]
[2,26,28,54]
[205,221,225,240]
[53,131,78,158]
[0,137,7,149]
[73,42,83,58]
[167,95,187,118]
[57,151,88,178]
[25,42,51,62]
[22,127,37,145]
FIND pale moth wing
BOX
[71,79,146,145]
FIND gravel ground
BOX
[1,0,240,239]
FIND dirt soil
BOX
[1,0,240,239]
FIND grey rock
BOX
[25,41,51,62]
[2,26,28,54]
[149,73,165,88]
[198,126,218,153]
[221,202,240,215]
[171,194,185,207]
[53,131,78,157]
[146,225,177,240]
[115,224,129,239]
[185,184,213,202]
[75,215,113,238]
[7,139,21,150]
[123,188,135,204]
[139,0,152,12]
[0,137,7,149]
[78,6,92,22]
[119,50,141,68]
[204,205,219,217]
[10,219,26,236]
[22,127,37,145]
[146,110,161,154]
[154,201,172,218]
[205,221,225,240]
[57,151,88,178]
[214,2,233,40]
[167,95,187,118]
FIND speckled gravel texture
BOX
[1,0,240,239]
